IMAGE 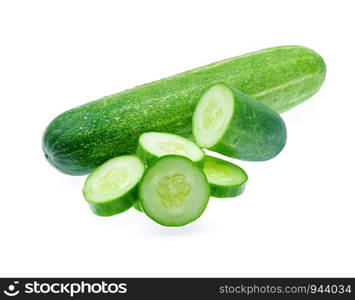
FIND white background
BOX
[1,0,354,277]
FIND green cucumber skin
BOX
[87,191,136,216]
[84,187,137,217]
[43,45,325,175]
[135,142,158,167]
[205,86,287,161]
[203,156,247,198]
[136,138,205,169]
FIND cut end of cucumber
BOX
[138,132,204,166]
[139,155,210,226]
[193,84,234,148]
[83,155,144,204]
[156,173,191,210]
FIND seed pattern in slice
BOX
[139,155,210,226]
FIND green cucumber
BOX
[136,132,205,167]
[83,155,144,216]
[139,155,210,227]
[43,45,325,175]
[193,84,287,161]
[203,156,247,198]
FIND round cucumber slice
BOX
[203,156,247,198]
[137,132,205,167]
[83,155,144,216]
[193,84,287,161]
[139,155,210,226]
[193,85,235,148]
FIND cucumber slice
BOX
[137,132,205,167]
[203,156,247,198]
[83,155,144,216]
[139,155,210,226]
[193,84,287,161]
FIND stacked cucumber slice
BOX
[83,155,144,216]
[203,156,247,198]
[82,83,287,227]
[82,134,248,226]
[137,132,205,168]
[82,134,250,226]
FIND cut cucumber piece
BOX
[137,132,205,167]
[139,155,210,226]
[193,84,287,161]
[83,155,144,216]
[203,156,247,198]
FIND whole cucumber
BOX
[43,46,326,175]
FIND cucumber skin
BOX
[210,182,246,198]
[135,143,158,167]
[87,191,136,216]
[139,155,210,227]
[203,156,247,198]
[205,86,287,161]
[43,46,325,175]
[136,135,205,169]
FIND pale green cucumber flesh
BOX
[139,155,210,226]
[83,155,144,216]
[203,155,247,198]
[193,84,235,148]
[43,45,325,175]
[136,132,204,168]
[193,84,287,161]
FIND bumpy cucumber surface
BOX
[139,155,210,227]
[203,156,247,198]
[193,84,287,161]
[43,46,325,175]
[136,132,205,168]
[83,155,144,216]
